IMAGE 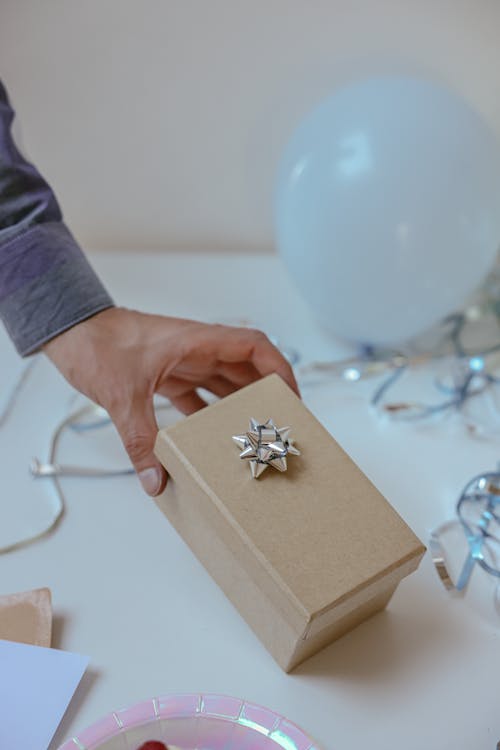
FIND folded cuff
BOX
[0,221,114,355]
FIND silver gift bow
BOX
[232,418,300,478]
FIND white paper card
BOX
[0,638,89,750]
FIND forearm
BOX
[0,80,113,355]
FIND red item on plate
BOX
[137,742,168,750]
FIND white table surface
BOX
[1,252,500,750]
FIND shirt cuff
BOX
[0,221,114,356]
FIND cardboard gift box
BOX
[0,588,52,647]
[154,374,425,671]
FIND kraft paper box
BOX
[0,588,52,647]
[154,373,425,671]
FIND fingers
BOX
[158,378,241,414]
[212,327,300,396]
[158,325,300,403]
[216,361,261,388]
[202,375,241,398]
[167,390,208,415]
[248,335,300,396]
[110,395,167,497]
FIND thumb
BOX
[113,397,167,497]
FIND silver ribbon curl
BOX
[0,369,172,555]
[431,469,500,593]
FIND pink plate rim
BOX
[57,692,319,750]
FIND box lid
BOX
[155,374,425,636]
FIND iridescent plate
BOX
[57,694,319,750]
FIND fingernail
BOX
[138,467,162,496]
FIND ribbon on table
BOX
[431,468,500,593]
[0,362,172,554]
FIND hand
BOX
[43,307,300,496]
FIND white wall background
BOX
[1,0,500,253]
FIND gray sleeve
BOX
[0,80,114,356]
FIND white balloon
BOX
[275,77,500,345]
